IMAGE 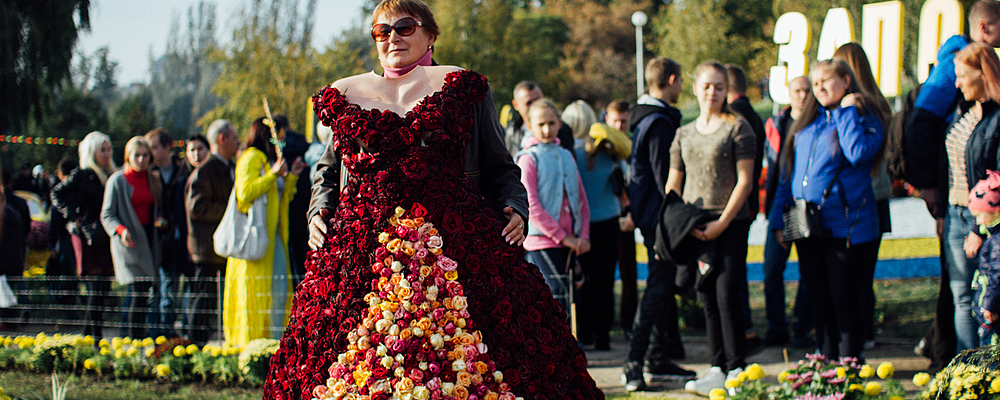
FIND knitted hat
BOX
[969,170,1000,212]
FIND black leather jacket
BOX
[50,168,109,245]
[308,86,529,227]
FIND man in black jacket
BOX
[622,57,695,392]
[503,81,575,157]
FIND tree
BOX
[431,0,568,109]
[202,0,367,133]
[542,0,653,105]
[0,0,92,134]
[1,87,108,172]
[109,88,158,141]
[652,0,773,101]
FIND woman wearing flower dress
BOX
[668,62,757,396]
[51,131,118,337]
[769,59,885,358]
[224,118,306,347]
[264,0,603,398]
[100,137,163,338]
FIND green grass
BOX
[0,371,261,400]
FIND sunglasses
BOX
[371,17,423,42]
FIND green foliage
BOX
[236,339,279,386]
[1,87,108,173]
[432,0,568,109]
[109,89,158,141]
[0,0,91,133]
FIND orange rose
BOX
[458,333,475,346]
[453,346,466,361]
[390,274,402,285]
[431,247,443,255]
[443,298,454,310]
[419,266,432,277]
[428,228,438,236]
[417,317,432,331]
[400,328,413,340]
[331,381,348,396]
[387,293,398,302]
[471,373,483,385]
[398,287,413,300]
[475,361,488,374]
[453,385,470,400]
[484,393,499,400]
[387,238,402,252]
[457,371,473,387]
[395,377,415,392]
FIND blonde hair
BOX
[955,42,1000,102]
[561,100,597,140]
[124,136,151,170]
[78,131,118,184]
[526,98,562,124]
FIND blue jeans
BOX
[943,204,980,352]
[526,247,571,313]
[762,227,813,336]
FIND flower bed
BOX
[0,332,278,386]
[726,355,905,400]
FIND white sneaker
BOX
[726,367,744,396]
[684,366,726,396]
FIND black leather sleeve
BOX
[307,139,341,222]
[472,86,529,226]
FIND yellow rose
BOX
[859,364,874,378]
[864,382,882,396]
[173,345,186,357]
[725,378,742,389]
[155,336,167,345]
[156,364,171,377]
[746,364,765,381]
[445,271,458,281]
[913,372,931,386]
[395,206,406,217]
[709,388,727,400]
[84,359,97,370]
[876,362,894,379]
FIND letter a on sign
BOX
[862,1,904,97]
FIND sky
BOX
[77,0,369,85]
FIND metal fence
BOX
[0,273,301,341]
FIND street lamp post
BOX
[631,11,648,98]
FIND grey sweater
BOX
[100,170,161,285]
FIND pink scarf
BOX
[382,48,433,78]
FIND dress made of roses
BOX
[263,70,603,400]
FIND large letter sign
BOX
[769,12,810,105]
[861,1,904,97]
[817,8,855,61]
[917,0,964,82]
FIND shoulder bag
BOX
[782,117,848,242]
[213,187,269,261]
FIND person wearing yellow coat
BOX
[224,117,307,347]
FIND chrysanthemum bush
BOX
[914,346,1000,400]
[0,332,277,386]
[726,355,904,400]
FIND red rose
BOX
[400,158,428,180]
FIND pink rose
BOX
[438,256,458,272]
[427,377,442,390]
[416,248,430,259]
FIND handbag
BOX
[781,121,847,242]
[213,187,269,261]
[0,275,17,308]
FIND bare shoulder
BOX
[331,72,378,92]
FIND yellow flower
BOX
[913,372,932,386]
[876,362,894,379]
[155,336,167,345]
[83,336,95,346]
[864,382,882,396]
[141,338,153,347]
[156,364,171,377]
[849,384,863,391]
[888,396,903,400]
[122,337,132,345]
[859,364,874,378]
[991,378,1000,393]
[186,344,199,354]
[778,371,790,383]
[114,349,126,359]
[99,339,110,348]
[145,348,155,357]
[19,338,34,348]
[100,347,110,356]
[210,346,222,357]
[709,388,727,400]
[173,345,186,357]
[725,378,743,389]
[444,271,458,281]
[836,367,846,378]
[746,364,765,381]
[84,359,97,370]
[126,347,138,357]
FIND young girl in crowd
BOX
[769,59,884,359]
[670,61,756,396]
[516,99,591,312]
[968,170,1000,346]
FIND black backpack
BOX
[885,84,921,181]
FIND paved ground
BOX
[585,333,929,398]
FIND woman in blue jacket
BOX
[769,59,885,358]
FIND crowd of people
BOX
[5,0,1000,397]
